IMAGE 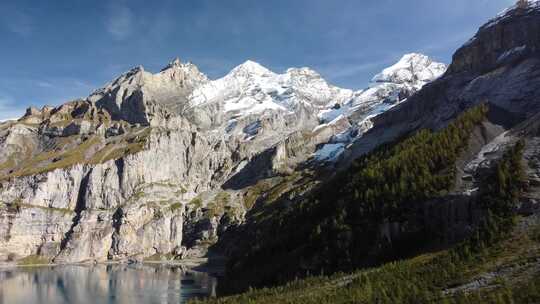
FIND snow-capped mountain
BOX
[0,52,446,265]
[82,54,445,148]
[372,53,446,88]
[314,53,446,161]
[189,60,353,118]
[177,54,445,163]
[319,53,446,124]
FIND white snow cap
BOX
[372,53,446,87]
[189,60,353,116]
[230,60,274,76]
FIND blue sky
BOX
[0,0,515,120]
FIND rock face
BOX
[449,1,540,75]
[0,52,445,264]
[89,58,209,124]
[0,124,236,263]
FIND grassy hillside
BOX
[0,123,150,181]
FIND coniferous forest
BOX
[193,105,538,303]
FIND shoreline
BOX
[0,256,226,275]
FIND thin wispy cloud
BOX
[189,57,236,79]
[72,79,95,90]
[144,10,174,42]
[36,81,54,88]
[106,4,135,40]
[102,63,137,81]
[0,94,25,121]
[419,32,477,55]
[314,53,404,89]
[0,76,96,119]
[0,4,34,37]
[320,60,393,82]
[41,78,96,101]
[0,95,14,109]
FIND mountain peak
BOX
[371,53,446,86]
[489,0,540,28]
[450,0,540,74]
[160,57,189,72]
[399,52,430,62]
[230,60,273,77]
[130,65,145,74]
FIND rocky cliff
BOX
[0,54,444,264]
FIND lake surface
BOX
[0,264,217,304]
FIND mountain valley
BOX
[2,1,540,303]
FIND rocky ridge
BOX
[0,53,445,264]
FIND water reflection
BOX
[0,264,217,304]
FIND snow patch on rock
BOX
[313,54,447,163]
[314,143,346,161]
[497,45,527,62]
